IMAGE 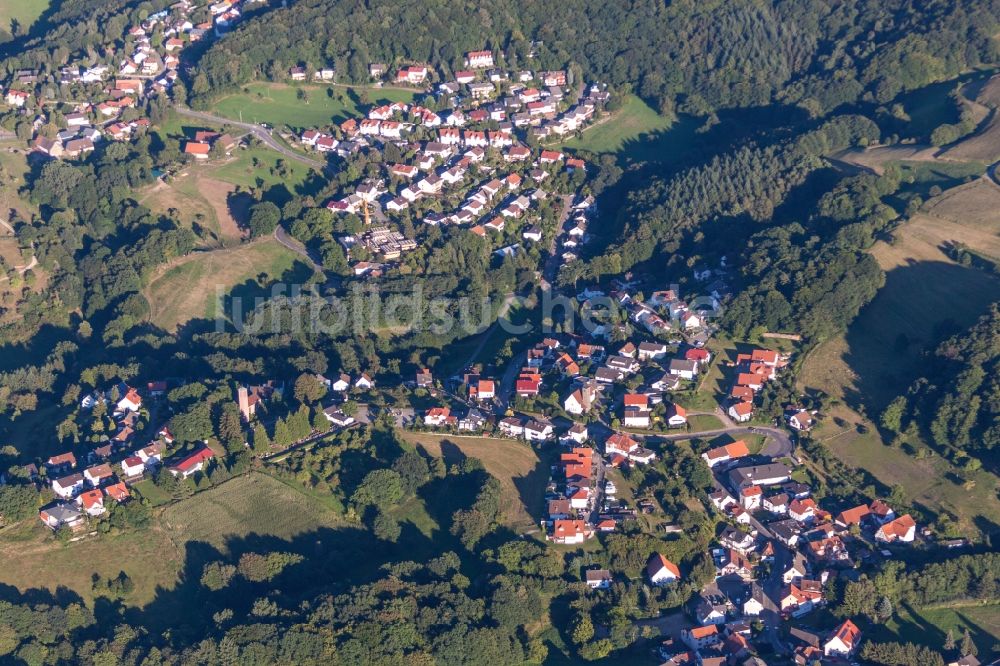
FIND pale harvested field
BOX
[195,176,247,244]
[834,145,942,174]
[142,172,246,248]
[399,431,547,530]
[801,179,1000,409]
[941,74,1000,162]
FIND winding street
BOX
[173,106,329,171]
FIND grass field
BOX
[0,0,49,33]
[144,237,311,331]
[210,146,319,191]
[211,82,416,130]
[874,602,1000,656]
[398,431,548,530]
[0,473,342,605]
[562,95,673,160]
[160,472,342,548]
[941,73,1000,162]
[812,405,1000,537]
[801,181,1000,412]
[140,173,247,248]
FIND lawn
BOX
[562,95,674,160]
[0,143,37,220]
[398,431,548,531]
[144,237,312,331]
[210,82,417,130]
[0,0,49,33]
[210,146,319,191]
[686,414,725,432]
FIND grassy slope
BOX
[398,431,548,531]
[0,0,49,33]
[0,472,340,605]
[144,237,310,331]
[210,82,416,129]
[562,94,673,160]
[799,169,1000,537]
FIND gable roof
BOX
[647,553,680,579]
[827,619,861,650]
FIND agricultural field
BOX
[160,472,343,549]
[398,431,548,531]
[940,73,1000,162]
[210,82,416,130]
[144,237,312,331]
[0,0,49,34]
[0,473,342,606]
[801,180,1000,413]
[562,94,673,160]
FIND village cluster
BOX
[405,270,931,664]
[287,51,609,276]
[31,371,379,531]
[7,0,261,160]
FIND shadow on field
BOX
[840,260,1000,415]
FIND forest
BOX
[190,0,1000,121]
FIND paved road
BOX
[273,226,322,272]
[174,106,328,171]
[649,425,793,458]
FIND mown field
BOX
[160,472,343,548]
[0,0,49,33]
[0,472,340,606]
[144,237,311,331]
[210,82,416,130]
[398,431,548,531]
[562,94,673,160]
[141,173,246,248]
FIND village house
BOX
[563,381,598,415]
[52,473,85,499]
[824,619,861,658]
[550,519,591,544]
[668,358,698,380]
[647,553,681,585]
[701,440,750,468]
[585,569,613,590]
[681,625,719,651]
[168,447,215,478]
[728,401,753,423]
[499,416,525,438]
[875,514,916,543]
[39,503,84,530]
[788,410,815,431]
[77,489,106,517]
[665,403,687,428]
